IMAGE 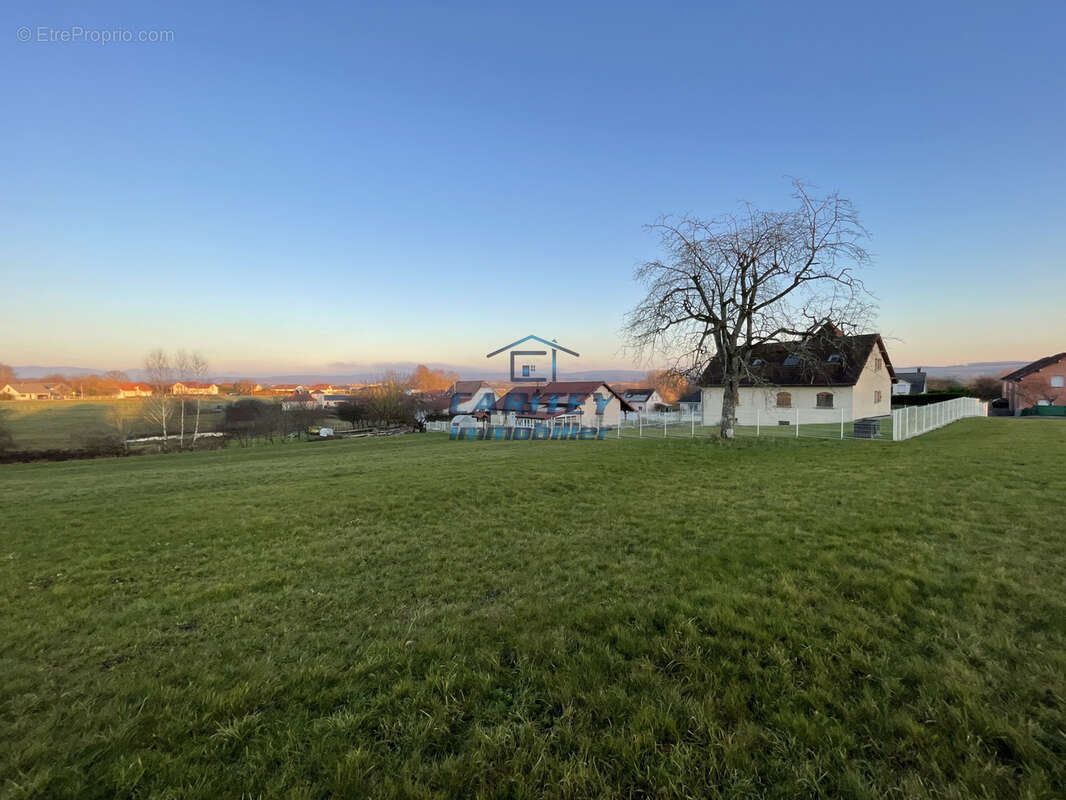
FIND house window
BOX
[783,355,800,367]
[875,358,883,372]
[874,390,883,403]
[1052,376,1064,388]
[776,392,792,408]
[816,392,834,408]
[752,358,764,367]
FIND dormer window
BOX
[783,355,800,367]
[827,354,842,363]
[752,358,764,367]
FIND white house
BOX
[171,381,219,396]
[678,389,702,416]
[892,368,928,396]
[621,388,665,416]
[488,381,634,429]
[449,380,497,415]
[699,325,896,426]
[0,382,72,400]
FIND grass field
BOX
[1,419,1064,798]
[0,399,229,451]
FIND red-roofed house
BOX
[171,381,219,396]
[489,381,634,429]
[1001,353,1066,413]
[114,382,153,398]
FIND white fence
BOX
[617,407,892,440]
[891,397,987,441]
[430,400,986,442]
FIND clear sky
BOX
[2,0,1064,374]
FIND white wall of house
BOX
[851,347,893,419]
[701,386,854,425]
[699,346,894,425]
[452,386,496,414]
[623,390,664,414]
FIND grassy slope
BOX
[1,420,1064,799]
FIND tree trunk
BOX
[719,374,738,439]
[179,398,185,450]
[160,399,169,452]
[192,398,201,449]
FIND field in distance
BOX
[1,419,1064,798]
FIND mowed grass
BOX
[1,399,229,450]
[1,420,1064,799]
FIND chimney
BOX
[917,367,922,373]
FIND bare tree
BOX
[0,363,15,385]
[625,181,873,438]
[143,349,174,450]
[0,408,15,454]
[185,352,210,449]
[174,350,190,449]
[106,401,143,454]
[970,376,1002,402]
[103,369,129,383]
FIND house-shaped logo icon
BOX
[486,335,580,383]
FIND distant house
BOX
[489,381,634,429]
[1000,353,1066,413]
[449,380,497,414]
[114,382,153,398]
[315,393,356,408]
[281,391,317,410]
[171,381,219,396]
[269,383,306,395]
[621,388,665,415]
[678,389,702,416]
[892,368,928,396]
[0,382,72,400]
[699,324,896,425]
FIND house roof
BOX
[486,335,579,358]
[701,326,895,388]
[1001,353,1066,381]
[174,381,216,389]
[451,380,489,395]
[622,388,656,402]
[117,382,151,391]
[679,389,702,404]
[492,381,635,413]
[894,371,928,394]
[4,382,52,394]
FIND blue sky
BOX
[2,0,1064,374]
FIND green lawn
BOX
[1,419,1064,798]
[0,399,229,450]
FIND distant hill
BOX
[13,365,111,378]
[13,365,651,385]
[897,362,1028,381]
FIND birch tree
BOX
[625,181,873,438]
[186,352,209,449]
[143,349,174,450]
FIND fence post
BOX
[663,413,666,438]
[756,408,760,437]
[638,413,642,438]
[691,412,695,438]
[840,407,845,440]
[795,407,799,438]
